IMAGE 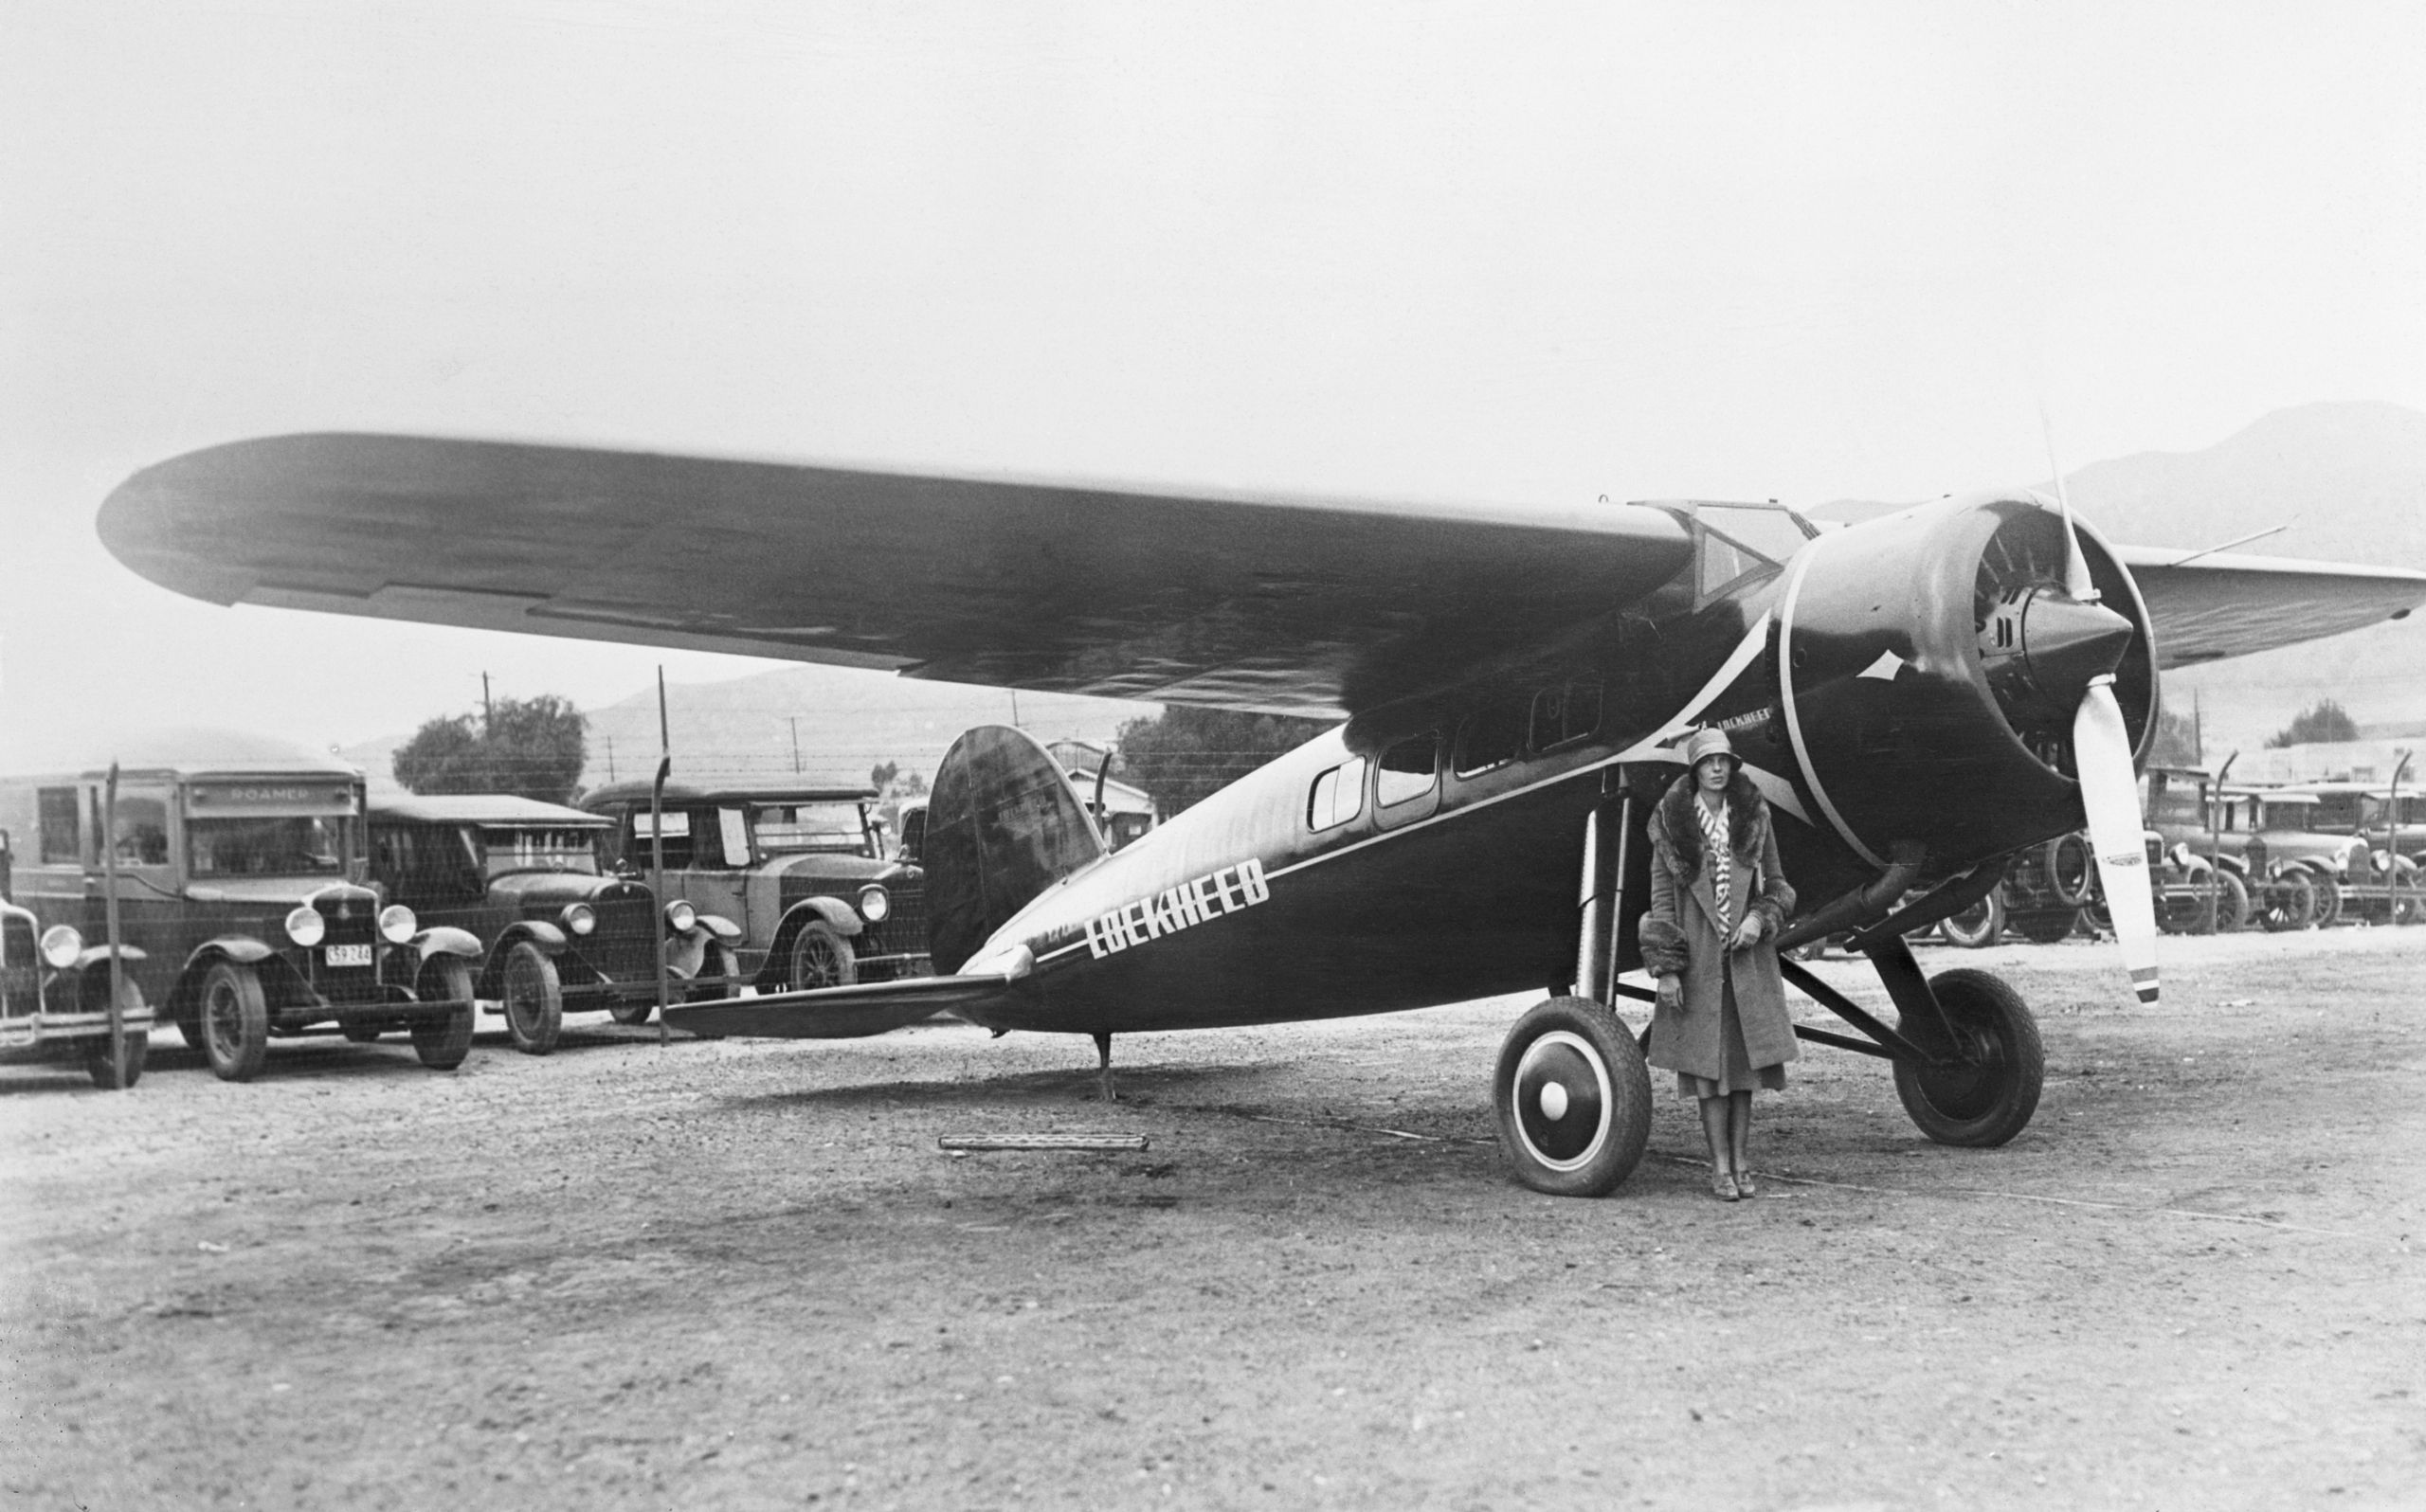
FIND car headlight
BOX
[2373,850,2393,873]
[664,899,697,932]
[285,906,327,947]
[858,885,890,923]
[561,903,597,936]
[378,905,417,944]
[38,925,82,970]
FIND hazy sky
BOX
[6,1,2423,752]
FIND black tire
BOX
[84,974,149,1089]
[2045,834,2096,908]
[2259,870,2316,932]
[2158,884,2215,936]
[1492,996,1653,1197]
[2215,872,2251,932]
[1892,968,2044,1148]
[499,942,564,1055]
[2080,895,2112,939]
[340,1022,384,1043]
[787,920,857,991]
[2310,874,2344,928]
[197,960,269,1083]
[688,942,745,1003]
[411,958,477,1071]
[2009,909,2078,945]
[607,993,656,1026]
[1939,890,2005,949]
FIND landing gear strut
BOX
[1092,1030,1116,1103]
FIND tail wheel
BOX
[83,975,148,1089]
[2260,870,2316,931]
[1492,996,1652,1197]
[500,942,564,1055]
[1892,968,2044,1148]
[787,921,857,991]
[688,943,744,1003]
[1939,889,2005,948]
[198,960,269,1083]
[411,958,477,1071]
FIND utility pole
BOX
[605,734,615,783]
[789,715,803,774]
[481,671,495,734]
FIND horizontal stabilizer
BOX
[663,971,1023,1040]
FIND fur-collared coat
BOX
[1638,769,1799,1082]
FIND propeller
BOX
[2043,419,2161,1003]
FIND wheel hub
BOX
[1512,1031,1611,1171]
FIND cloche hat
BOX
[1682,727,1739,767]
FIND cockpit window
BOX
[1691,504,1816,603]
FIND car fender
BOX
[2212,854,2251,878]
[780,896,864,943]
[2287,856,2344,880]
[410,926,485,963]
[695,911,745,942]
[170,938,306,1020]
[184,935,276,972]
[497,920,570,955]
[72,944,148,971]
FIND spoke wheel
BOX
[83,976,149,1089]
[198,960,268,1083]
[2310,874,2345,928]
[410,958,477,1071]
[2215,872,2251,932]
[500,941,564,1055]
[787,921,857,992]
[1892,968,2044,1148]
[2260,870,2316,931]
[1492,996,1652,1197]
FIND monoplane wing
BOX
[665,970,1026,1040]
[99,433,1694,718]
[2111,546,2426,667]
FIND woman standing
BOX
[1639,729,1799,1200]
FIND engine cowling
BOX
[1775,495,2157,879]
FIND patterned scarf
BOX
[1695,796,1731,930]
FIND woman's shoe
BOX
[1710,1170,1740,1201]
[1732,1168,1758,1197]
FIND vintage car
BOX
[0,892,154,1088]
[369,792,741,1052]
[2141,766,2251,932]
[0,733,481,1081]
[2210,784,2371,930]
[581,779,930,990]
[2271,781,2424,925]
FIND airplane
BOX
[97,434,2426,1195]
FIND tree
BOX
[2147,709,2201,766]
[2266,698,2361,748]
[393,693,588,803]
[1115,707,1335,817]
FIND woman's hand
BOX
[1729,914,1765,951]
[1656,975,1682,1013]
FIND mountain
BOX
[345,664,1144,797]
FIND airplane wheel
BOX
[2215,873,2250,932]
[198,960,269,1083]
[411,959,477,1071]
[688,943,744,1003]
[788,921,857,991]
[1492,996,1651,1197]
[500,942,564,1054]
[1939,891,2004,948]
[2260,871,2315,931]
[1892,968,2043,1148]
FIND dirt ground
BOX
[4,927,2422,1511]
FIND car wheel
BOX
[2008,909,2078,945]
[2158,886,2214,935]
[2260,870,2316,931]
[2215,872,2251,932]
[2310,874,2344,928]
[340,1022,384,1042]
[688,942,744,1003]
[1892,968,2044,1148]
[410,958,477,1071]
[1939,889,2004,948]
[788,921,857,991]
[1492,996,1652,1197]
[2044,834,2096,908]
[197,960,269,1082]
[83,975,149,1089]
[500,942,564,1055]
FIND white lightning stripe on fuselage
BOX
[1777,530,1890,869]
[1026,611,1794,967]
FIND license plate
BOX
[325,944,373,968]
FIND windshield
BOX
[189,815,353,877]
[2310,793,2365,828]
[479,826,601,876]
[752,802,871,856]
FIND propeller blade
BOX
[2074,675,2159,1003]
[2038,407,2100,603]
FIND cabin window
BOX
[629,809,695,868]
[108,793,171,866]
[37,787,79,864]
[1375,734,1439,808]
[718,807,752,867]
[1530,681,1602,750]
[1455,703,1527,778]
[1307,757,1368,832]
